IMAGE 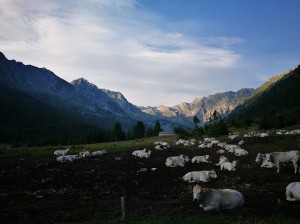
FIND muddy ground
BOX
[1,136,300,223]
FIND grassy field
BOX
[86,215,300,224]
[0,135,178,156]
[1,128,300,224]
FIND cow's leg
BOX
[203,204,219,211]
[276,162,280,173]
[286,190,296,201]
[292,161,298,174]
[199,178,208,182]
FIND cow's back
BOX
[272,151,299,162]
[219,189,244,209]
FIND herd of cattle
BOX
[53,129,300,212]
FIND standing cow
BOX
[255,151,300,173]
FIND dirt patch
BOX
[1,139,300,223]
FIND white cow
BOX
[224,144,240,152]
[256,153,277,168]
[256,151,300,173]
[228,132,239,140]
[215,156,229,166]
[220,161,237,171]
[154,141,170,150]
[79,150,91,158]
[286,182,300,201]
[54,148,69,156]
[91,150,108,157]
[238,140,245,146]
[165,155,189,167]
[132,149,151,158]
[259,132,269,137]
[191,155,212,164]
[182,170,217,183]
[217,142,227,148]
[192,184,244,211]
[234,148,248,157]
[56,155,79,163]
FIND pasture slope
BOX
[1,132,300,224]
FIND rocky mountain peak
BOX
[71,78,98,89]
[102,89,125,102]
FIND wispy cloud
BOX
[0,0,254,106]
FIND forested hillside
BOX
[0,84,111,146]
[227,65,300,128]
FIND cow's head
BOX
[184,155,190,162]
[193,184,203,202]
[182,172,191,182]
[205,155,210,160]
[219,155,226,161]
[265,153,273,162]
[209,170,217,179]
[255,153,265,163]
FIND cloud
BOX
[0,0,253,106]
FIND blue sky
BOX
[0,0,299,106]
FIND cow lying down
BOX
[286,182,300,201]
[183,170,217,183]
[191,155,212,164]
[192,184,244,211]
[165,155,189,167]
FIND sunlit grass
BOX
[0,135,178,156]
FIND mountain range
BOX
[0,51,298,145]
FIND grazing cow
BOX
[286,182,300,201]
[220,161,237,171]
[191,155,212,164]
[182,170,217,183]
[256,151,300,173]
[215,156,229,166]
[192,184,244,211]
[165,155,189,167]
